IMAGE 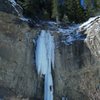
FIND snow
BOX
[35,30,54,100]
[48,21,57,25]
[8,0,21,16]
[57,24,86,45]
[79,16,100,31]
[66,35,75,44]
[40,21,58,29]
[20,17,30,22]
[57,16,100,45]
[8,0,17,6]
[58,24,79,35]
[8,0,32,23]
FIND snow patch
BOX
[48,21,57,25]
[79,16,100,31]
[58,24,86,45]
[59,16,100,45]
[20,17,30,22]
[58,24,79,35]
[8,0,22,16]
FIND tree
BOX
[17,0,100,23]
[52,0,59,24]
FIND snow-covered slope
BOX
[55,16,100,45]
[57,24,86,45]
[79,16,100,32]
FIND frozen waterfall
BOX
[35,30,55,100]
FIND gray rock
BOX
[0,11,100,100]
[53,17,100,100]
[0,12,40,98]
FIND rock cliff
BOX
[0,1,100,100]
[0,12,39,99]
[54,16,100,100]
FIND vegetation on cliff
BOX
[17,0,100,23]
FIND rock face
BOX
[0,12,39,98]
[84,17,100,59]
[53,17,100,100]
[0,1,100,100]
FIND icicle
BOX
[35,30,54,100]
[44,72,53,100]
[51,36,55,69]
[35,30,48,75]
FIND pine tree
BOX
[52,0,59,24]
[65,0,88,23]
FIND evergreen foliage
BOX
[17,0,100,23]
[52,0,59,23]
